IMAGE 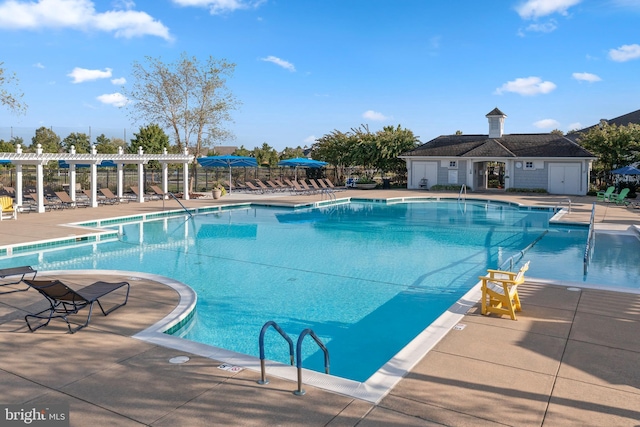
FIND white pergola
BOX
[0,144,194,213]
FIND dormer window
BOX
[449,161,457,168]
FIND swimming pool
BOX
[1,200,639,386]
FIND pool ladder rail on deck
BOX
[257,321,330,396]
[162,191,193,218]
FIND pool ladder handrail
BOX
[257,322,330,396]
[320,187,336,202]
[162,191,193,218]
[458,184,467,202]
[583,202,596,276]
[257,320,294,385]
[293,328,330,396]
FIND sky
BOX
[0,0,639,151]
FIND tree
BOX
[95,134,118,154]
[233,145,252,156]
[129,124,171,169]
[129,123,170,154]
[252,142,279,167]
[374,125,420,178]
[30,127,61,153]
[0,62,27,115]
[280,146,305,160]
[578,121,640,183]
[312,129,356,183]
[0,139,15,152]
[125,52,239,190]
[62,132,91,153]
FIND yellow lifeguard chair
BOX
[479,261,530,320]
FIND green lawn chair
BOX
[610,188,630,205]
[596,186,615,202]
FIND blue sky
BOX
[1,0,639,151]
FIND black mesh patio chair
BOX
[23,279,130,333]
[0,265,37,294]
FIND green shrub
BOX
[505,188,548,193]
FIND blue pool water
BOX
[1,200,639,382]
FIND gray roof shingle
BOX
[402,133,595,158]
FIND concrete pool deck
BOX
[1,189,639,426]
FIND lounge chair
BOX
[596,186,615,202]
[0,265,37,294]
[244,182,264,193]
[610,188,630,205]
[23,279,130,333]
[131,185,157,201]
[29,193,63,211]
[266,180,284,192]
[1,195,18,220]
[150,185,167,199]
[99,188,123,204]
[55,191,88,208]
[273,179,291,190]
[298,180,316,194]
[309,179,322,192]
[255,180,271,193]
[478,261,530,321]
[324,179,346,191]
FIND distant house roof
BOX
[203,146,238,156]
[566,108,640,143]
[401,133,595,158]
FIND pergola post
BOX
[162,148,169,199]
[182,146,190,200]
[35,144,45,213]
[137,146,145,203]
[90,145,98,208]
[69,145,77,203]
[15,144,23,207]
[117,146,124,200]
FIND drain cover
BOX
[169,356,190,364]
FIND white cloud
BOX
[533,118,560,129]
[0,0,172,40]
[67,67,112,83]
[96,92,129,107]
[524,20,557,33]
[260,56,295,72]
[494,76,557,96]
[516,0,581,19]
[572,72,601,82]
[568,122,583,131]
[33,62,45,68]
[303,135,316,144]
[362,110,389,121]
[111,77,127,85]
[171,0,266,15]
[608,44,640,62]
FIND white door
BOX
[548,164,580,195]
[411,161,438,189]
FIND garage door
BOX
[411,161,438,189]
[548,164,581,195]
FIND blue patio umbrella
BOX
[277,157,327,180]
[611,165,640,175]
[58,160,117,168]
[197,155,258,194]
[0,160,10,165]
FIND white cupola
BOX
[486,107,507,138]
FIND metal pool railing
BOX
[583,202,596,276]
[499,230,549,271]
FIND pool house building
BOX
[400,108,596,195]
